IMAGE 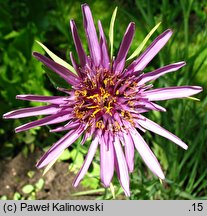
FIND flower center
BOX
[73,68,140,132]
[73,70,117,125]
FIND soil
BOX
[0,150,98,200]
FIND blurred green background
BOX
[0,0,207,200]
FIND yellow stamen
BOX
[114,121,121,131]
[87,105,99,109]
[96,120,105,129]
[103,93,110,99]
[91,108,101,117]
[75,90,87,96]
[87,94,99,99]
[116,90,119,95]
[127,101,135,107]
[104,101,113,115]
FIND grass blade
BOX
[36,40,77,75]
[127,22,161,61]
[109,7,118,59]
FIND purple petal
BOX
[69,52,82,78]
[3,105,60,119]
[123,132,134,173]
[36,127,84,168]
[98,20,110,69]
[137,116,188,149]
[15,111,72,133]
[50,121,80,133]
[144,86,203,101]
[33,52,80,86]
[73,136,99,187]
[82,4,101,67]
[138,100,166,112]
[149,102,166,112]
[80,131,91,145]
[128,29,173,72]
[16,95,68,104]
[114,136,130,196]
[113,22,135,73]
[130,129,165,179]
[139,61,186,85]
[100,134,114,187]
[70,20,88,67]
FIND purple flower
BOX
[3,4,202,196]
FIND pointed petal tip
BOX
[196,86,203,92]
[189,86,203,95]
[174,61,186,67]
[166,29,173,34]
[81,3,101,66]
[69,19,75,28]
[101,180,111,188]
[32,51,39,57]
[129,22,135,28]
[124,188,131,197]
[181,61,186,66]
[3,113,9,119]
[101,175,113,188]
[81,3,88,7]
[72,181,78,188]
[69,20,73,27]
[81,4,90,14]
[159,173,165,180]
[36,160,45,169]
[35,162,41,169]
[14,128,20,133]
[154,167,165,180]
[3,112,19,119]
[162,29,173,39]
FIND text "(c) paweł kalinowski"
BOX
[20,202,104,212]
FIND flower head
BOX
[3,4,202,196]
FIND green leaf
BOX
[71,188,105,196]
[27,171,35,178]
[35,178,45,191]
[0,195,7,200]
[109,7,118,59]
[58,149,70,161]
[110,183,116,199]
[28,192,36,200]
[187,97,200,101]
[13,192,21,200]
[36,40,77,75]
[4,30,20,40]
[22,185,34,194]
[127,22,161,61]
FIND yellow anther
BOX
[114,121,121,131]
[105,107,112,115]
[100,87,105,95]
[116,90,119,95]
[87,105,99,109]
[127,101,135,107]
[103,92,110,99]
[87,94,99,99]
[75,90,87,97]
[103,79,108,86]
[96,120,105,129]
[91,108,101,117]
[75,110,85,119]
